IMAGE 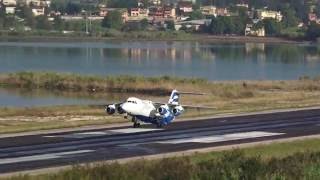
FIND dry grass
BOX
[1,72,320,133]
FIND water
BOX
[0,41,319,80]
[0,88,108,107]
[0,41,319,107]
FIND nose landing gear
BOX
[132,116,140,128]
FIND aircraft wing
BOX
[181,105,216,110]
[88,101,125,108]
[153,102,215,110]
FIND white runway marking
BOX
[0,150,94,165]
[44,128,163,139]
[109,128,162,134]
[156,131,284,144]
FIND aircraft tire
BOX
[133,122,140,128]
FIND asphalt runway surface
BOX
[1,108,320,174]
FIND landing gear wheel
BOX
[156,122,163,128]
[133,122,140,128]
[131,116,136,122]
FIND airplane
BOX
[105,89,209,128]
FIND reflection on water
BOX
[0,87,165,107]
[0,41,319,80]
[0,88,107,107]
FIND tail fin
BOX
[168,89,180,105]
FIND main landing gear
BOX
[132,116,140,128]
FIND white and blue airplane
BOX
[105,90,207,128]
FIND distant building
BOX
[178,1,193,14]
[32,7,45,16]
[25,0,50,7]
[128,8,149,20]
[308,13,317,22]
[5,6,15,14]
[149,0,161,5]
[236,3,249,8]
[200,6,216,16]
[130,8,140,16]
[99,7,108,16]
[99,8,128,22]
[175,19,211,31]
[2,0,16,6]
[245,24,265,37]
[163,5,175,18]
[216,8,229,16]
[149,6,164,18]
[256,9,283,22]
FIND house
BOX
[149,6,164,18]
[2,0,16,6]
[178,1,193,14]
[99,8,128,22]
[309,13,317,22]
[245,24,265,37]
[256,9,283,22]
[130,8,140,16]
[149,0,161,5]
[175,19,211,31]
[32,7,45,16]
[99,7,108,16]
[216,8,229,16]
[163,6,175,18]
[128,8,149,20]
[200,6,216,16]
[5,6,15,14]
[139,8,149,18]
[236,3,249,8]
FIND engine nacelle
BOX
[172,105,184,116]
[106,105,116,115]
[158,106,167,115]
[117,106,125,114]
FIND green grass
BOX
[4,138,320,180]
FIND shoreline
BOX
[0,34,309,44]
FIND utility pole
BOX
[85,11,89,34]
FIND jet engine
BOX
[117,106,125,114]
[106,105,116,115]
[158,106,167,115]
[172,105,184,116]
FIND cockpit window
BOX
[127,100,137,104]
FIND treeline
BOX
[6,150,320,180]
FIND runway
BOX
[1,108,320,174]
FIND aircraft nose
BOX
[121,103,129,112]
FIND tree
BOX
[316,3,320,17]
[166,20,175,30]
[281,4,299,28]
[189,10,204,20]
[263,18,281,36]
[108,0,138,8]
[140,18,148,30]
[66,2,81,15]
[210,17,225,34]
[21,6,36,29]
[53,16,64,31]
[36,15,52,30]
[306,22,320,41]
[0,6,6,29]
[101,10,124,30]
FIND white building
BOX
[32,7,45,16]
[256,9,283,22]
[200,6,216,16]
[2,0,17,6]
[5,6,15,14]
